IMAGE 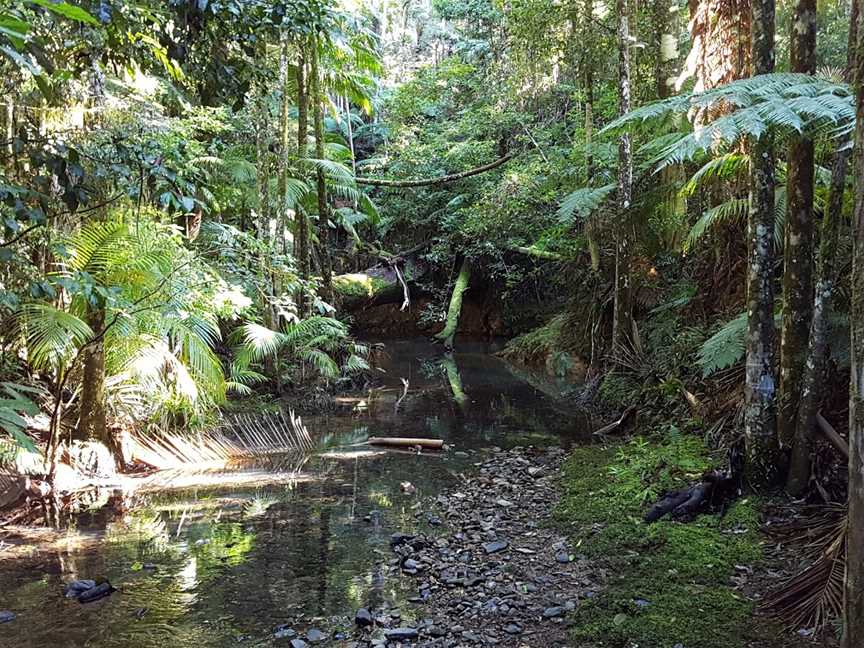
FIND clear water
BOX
[0,340,593,648]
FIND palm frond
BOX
[15,304,93,370]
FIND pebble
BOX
[306,628,325,643]
[482,540,509,554]
[0,611,15,624]
[384,627,419,641]
[274,625,296,639]
[354,608,373,627]
[375,447,598,647]
[288,640,308,648]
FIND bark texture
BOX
[612,0,634,351]
[779,0,817,470]
[787,0,856,495]
[654,0,680,98]
[76,308,107,444]
[844,6,864,645]
[679,0,751,105]
[743,0,779,487]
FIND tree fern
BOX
[556,184,616,223]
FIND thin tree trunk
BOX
[344,95,357,176]
[743,0,779,487]
[655,0,679,98]
[612,0,633,351]
[295,45,312,316]
[434,258,472,350]
[788,0,855,495]
[779,0,817,467]
[278,32,291,248]
[76,308,107,445]
[583,0,601,272]
[844,3,864,645]
[311,43,333,303]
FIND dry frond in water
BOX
[760,504,846,632]
[132,410,314,471]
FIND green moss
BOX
[556,438,763,648]
[332,273,390,298]
[597,372,642,407]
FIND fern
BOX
[697,312,748,376]
[557,183,616,223]
[697,310,783,376]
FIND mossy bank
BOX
[554,436,768,648]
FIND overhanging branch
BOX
[355,153,517,187]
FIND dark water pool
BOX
[0,340,592,648]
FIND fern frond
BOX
[557,184,616,223]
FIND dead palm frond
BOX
[132,410,314,471]
[761,504,847,632]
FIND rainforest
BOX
[0,0,862,647]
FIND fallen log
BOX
[592,405,637,436]
[367,437,445,450]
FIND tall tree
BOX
[779,0,818,480]
[743,0,779,485]
[654,0,680,98]
[295,43,312,315]
[788,0,857,495]
[311,39,333,303]
[612,0,634,350]
[846,4,864,645]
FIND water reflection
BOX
[0,339,593,648]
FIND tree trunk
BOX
[779,0,817,470]
[295,45,312,316]
[311,42,333,304]
[434,258,473,350]
[743,0,779,487]
[655,0,680,98]
[278,32,291,250]
[612,0,634,351]
[76,308,107,444]
[788,0,856,495]
[844,5,864,646]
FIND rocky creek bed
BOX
[276,446,599,648]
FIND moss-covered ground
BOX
[555,436,766,648]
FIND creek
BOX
[0,339,593,648]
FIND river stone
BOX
[401,558,420,574]
[556,551,572,563]
[0,611,15,623]
[543,606,565,618]
[384,627,419,641]
[274,625,296,639]
[289,640,308,648]
[390,533,415,547]
[355,608,373,627]
[504,623,521,635]
[77,582,116,603]
[305,628,325,643]
[64,580,96,598]
[482,540,509,554]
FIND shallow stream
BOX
[0,339,592,647]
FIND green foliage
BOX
[0,381,42,454]
[232,316,369,385]
[605,74,854,169]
